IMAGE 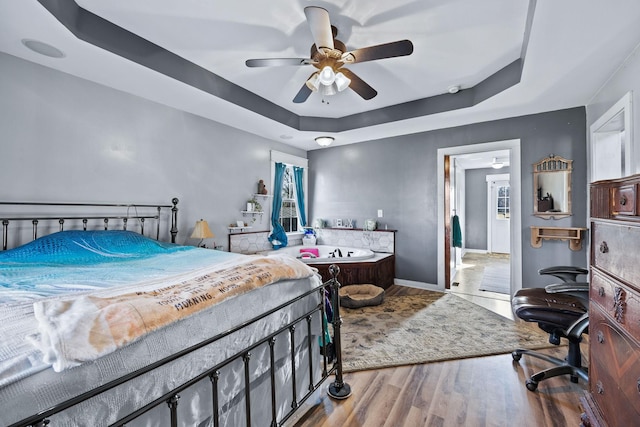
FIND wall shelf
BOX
[530,226,587,251]
[228,226,252,233]
[241,211,264,215]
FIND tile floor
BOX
[449,252,514,319]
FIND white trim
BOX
[464,248,488,254]
[589,91,633,181]
[437,139,522,294]
[394,279,442,292]
[271,150,308,168]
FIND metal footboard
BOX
[9,266,350,427]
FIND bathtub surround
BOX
[229,228,395,255]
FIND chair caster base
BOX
[525,379,539,391]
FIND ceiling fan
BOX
[245,6,414,103]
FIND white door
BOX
[488,177,510,254]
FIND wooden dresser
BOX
[581,174,640,426]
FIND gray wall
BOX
[308,108,588,287]
[0,52,305,248]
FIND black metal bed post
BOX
[170,198,179,243]
[326,264,352,400]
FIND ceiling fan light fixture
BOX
[318,66,336,85]
[334,72,351,92]
[319,83,337,96]
[315,136,334,147]
[491,157,504,169]
[305,73,320,91]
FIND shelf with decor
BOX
[228,226,253,233]
[530,226,587,251]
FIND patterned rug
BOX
[340,292,554,372]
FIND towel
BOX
[452,215,462,248]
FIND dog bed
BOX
[339,284,385,308]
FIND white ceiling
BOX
[2,0,640,151]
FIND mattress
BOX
[0,230,324,426]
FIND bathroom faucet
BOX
[333,248,343,258]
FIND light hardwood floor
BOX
[293,285,587,427]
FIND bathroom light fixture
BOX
[315,136,334,147]
[491,157,504,169]
[448,85,460,94]
[191,219,214,247]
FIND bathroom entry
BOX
[437,140,522,294]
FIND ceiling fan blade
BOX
[340,68,377,100]
[341,39,413,64]
[293,83,313,103]
[304,6,334,51]
[246,58,314,67]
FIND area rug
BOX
[340,292,554,372]
[478,263,511,294]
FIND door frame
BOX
[486,173,510,254]
[437,139,522,293]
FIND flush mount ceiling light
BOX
[315,136,334,147]
[491,157,504,169]
[21,39,65,58]
[448,85,460,94]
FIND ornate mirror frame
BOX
[533,155,572,219]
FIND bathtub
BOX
[263,245,374,263]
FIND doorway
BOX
[437,140,522,308]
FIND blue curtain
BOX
[269,162,288,249]
[293,166,307,227]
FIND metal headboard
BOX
[0,198,179,250]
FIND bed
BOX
[0,199,350,427]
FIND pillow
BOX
[0,230,184,264]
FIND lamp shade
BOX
[191,219,214,239]
[318,66,336,85]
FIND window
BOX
[280,165,298,232]
[271,151,308,234]
[496,184,510,219]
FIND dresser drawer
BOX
[612,183,638,216]
[592,221,640,286]
[589,307,640,424]
[591,270,640,342]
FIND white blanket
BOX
[27,254,316,372]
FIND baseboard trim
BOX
[394,279,442,292]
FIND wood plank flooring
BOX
[293,285,587,427]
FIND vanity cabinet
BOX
[581,175,640,426]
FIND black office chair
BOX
[511,266,589,391]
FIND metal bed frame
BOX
[1,198,180,251]
[0,199,350,427]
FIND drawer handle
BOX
[599,241,609,253]
[597,331,604,344]
[598,287,605,297]
[596,380,604,394]
[620,195,628,206]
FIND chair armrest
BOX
[539,266,589,282]
[545,282,590,311]
[545,282,589,294]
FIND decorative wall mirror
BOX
[533,155,572,219]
